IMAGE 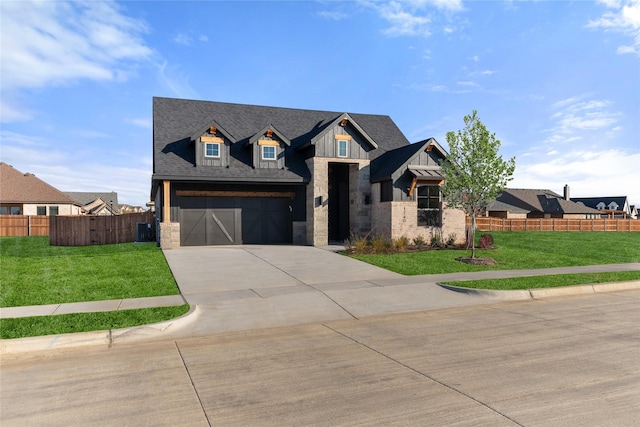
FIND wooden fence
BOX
[471,217,640,232]
[0,215,50,236]
[49,211,156,246]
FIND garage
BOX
[180,196,292,246]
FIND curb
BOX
[0,305,199,355]
[439,280,640,300]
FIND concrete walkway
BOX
[1,245,639,353]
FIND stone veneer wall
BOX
[159,222,180,249]
[305,157,371,246]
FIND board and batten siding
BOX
[252,137,286,170]
[196,136,230,168]
[313,125,370,160]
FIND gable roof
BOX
[487,189,601,215]
[571,196,629,212]
[0,162,78,205]
[370,138,446,183]
[152,97,410,183]
[64,192,119,213]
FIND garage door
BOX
[180,197,292,246]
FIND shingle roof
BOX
[152,97,411,183]
[369,138,447,182]
[487,189,601,215]
[571,196,629,212]
[0,163,78,204]
[64,192,119,214]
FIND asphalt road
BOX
[2,290,639,426]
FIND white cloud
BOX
[318,10,348,21]
[199,34,209,42]
[173,33,193,46]
[360,0,464,38]
[156,61,199,99]
[512,148,640,204]
[587,0,640,56]
[126,118,152,129]
[544,96,621,144]
[0,1,152,123]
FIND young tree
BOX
[441,110,515,259]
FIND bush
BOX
[412,235,426,249]
[346,233,369,254]
[393,236,409,252]
[479,234,494,249]
[445,233,457,247]
[430,230,444,248]
[371,236,390,254]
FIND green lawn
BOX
[349,231,640,275]
[443,271,640,291]
[1,237,180,308]
[0,237,187,339]
[0,305,191,339]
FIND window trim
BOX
[337,139,348,158]
[261,145,276,160]
[49,206,59,216]
[37,206,46,216]
[204,142,220,158]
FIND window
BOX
[337,139,348,158]
[380,181,393,202]
[0,207,7,215]
[49,206,59,216]
[417,185,441,226]
[262,145,276,160]
[205,142,220,158]
[10,206,21,215]
[37,206,46,216]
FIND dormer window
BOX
[205,142,220,158]
[596,202,606,210]
[609,202,619,210]
[262,145,276,160]
[337,139,348,158]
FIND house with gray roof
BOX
[64,192,119,215]
[151,97,465,247]
[570,196,635,219]
[486,188,601,219]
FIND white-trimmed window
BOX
[337,139,348,158]
[262,145,276,160]
[205,142,220,158]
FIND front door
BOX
[328,163,350,242]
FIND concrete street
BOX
[2,289,639,426]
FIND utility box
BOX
[136,222,152,242]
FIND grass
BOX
[443,271,640,291]
[0,305,190,339]
[1,237,180,308]
[349,231,640,275]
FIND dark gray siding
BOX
[313,123,370,160]
[196,137,231,167]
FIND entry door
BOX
[328,163,350,242]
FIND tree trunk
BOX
[470,214,477,259]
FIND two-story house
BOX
[151,97,465,247]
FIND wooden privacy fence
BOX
[0,215,50,236]
[49,211,156,246]
[471,217,640,232]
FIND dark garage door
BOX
[180,197,292,246]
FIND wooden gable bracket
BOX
[408,177,418,197]
[426,144,433,152]
[340,118,348,127]
[266,129,273,138]
[209,126,217,135]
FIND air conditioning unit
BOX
[136,222,152,242]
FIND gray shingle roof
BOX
[369,138,447,182]
[152,97,411,183]
[488,189,601,215]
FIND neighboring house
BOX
[119,204,147,214]
[151,97,465,247]
[0,162,82,216]
[631,205,638,220]
[485,187,601,219]
[571,196,635,219]
[64,192,119,215]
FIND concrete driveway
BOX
[160,245,530,337]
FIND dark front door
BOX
[328,163,350,242]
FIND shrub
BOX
[430,230,444,248]
[412,235,426,249]
[445,233,457,247]
[393,236,410,252]
[479,234,494,249]
[371,236,390,254]
[346,233,369,254]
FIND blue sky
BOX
[2,0,639,207]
